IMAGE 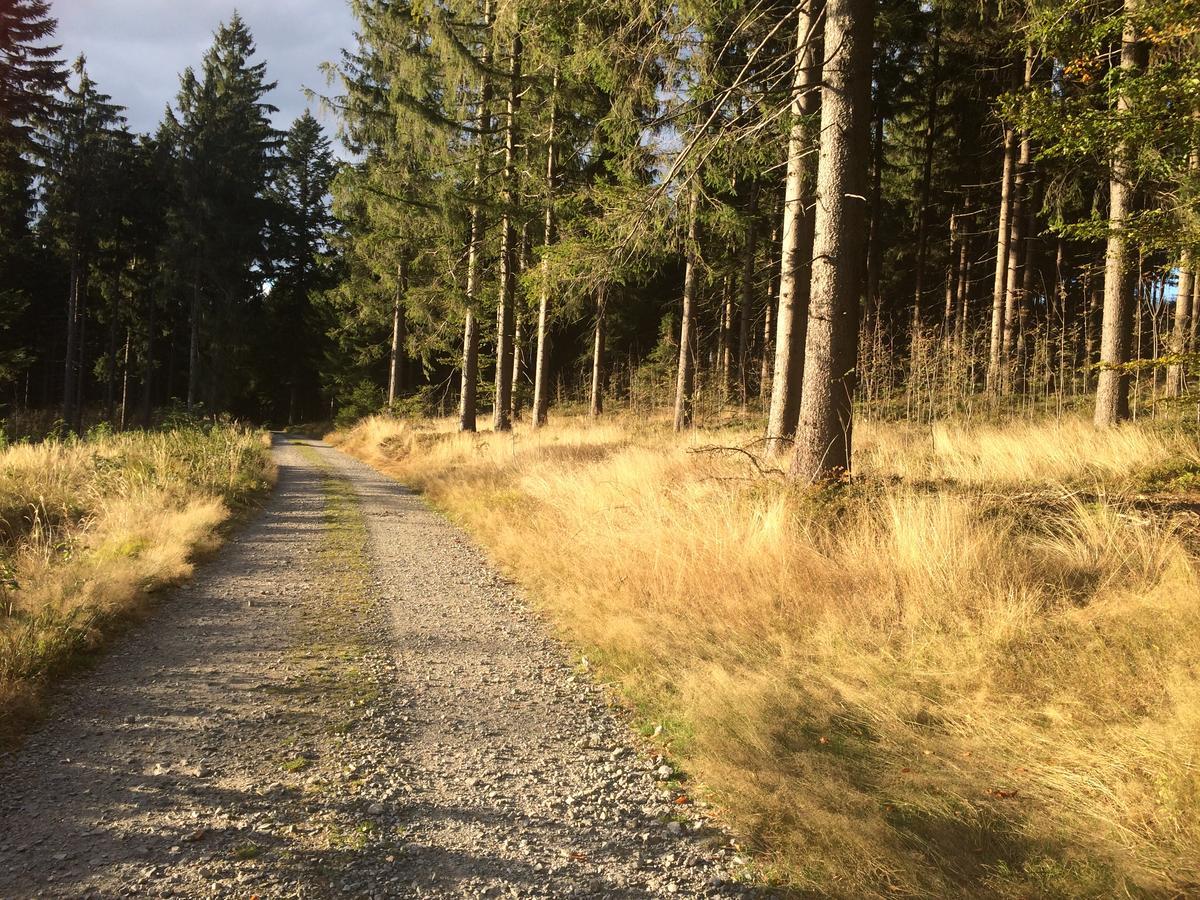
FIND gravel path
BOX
[0,436,760,898]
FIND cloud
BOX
[51,0,356,140]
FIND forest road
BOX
[0,435,759,899]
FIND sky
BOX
[51,0,358,140]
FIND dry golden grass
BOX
[0,426,273,736]
[337,412,1200,898]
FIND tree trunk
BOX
[760,258,775,404]
[493,31,522,432]
[1167,129,1198,396]
[105,274,119,423]
[531,68,559,429]
[790,0,873,481]
[388,261,406,406]
[737,191,757,407]
[1166,262,1194,397]
[459,0,494,433]
[119,330,130,431]
[866,104,884,315]
[910,23,941,328]
[986,127,1017,391]
[954,210,971,349]
[718,274,733,401]
[1001,51,1035,392]
[1095,0,1147,428]
[1014,179,1039,393]
[62,255,80,430]
[511,308,524,421]
[591,285,606,418]
[673,188,700,432]
[139,292,156,427]
[943,211,959,334]
[766,0,823,452]
[187,276,200,413]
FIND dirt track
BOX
[0,436,756,898]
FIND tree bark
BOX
[1167,128,1198,396]
[459,0,494,433]
[910,23,940,328]
[759,249,775,404]
[531,67,559,429]
[590,285,606,418]
[493,31,522,432]
[766,0,823,453]
[1001,51,1035,392]
[1095,0,1147,427]
[790,0,873,481]
[1166,262,1194,397]
[388,261,406,406]
[187,275,200,413]
[737,190,757,407]
[673,187,700,432]
[986,127,1017,391]
[866,103,884,316]
[954,216,971,349]
[62,255,80,430]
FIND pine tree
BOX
[39,57,126,432]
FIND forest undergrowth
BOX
[337,411,1200,898]
[0,425,273,742]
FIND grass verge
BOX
[334,412,1200,898]
[0,425,274,742]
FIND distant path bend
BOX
[0,435,755,899]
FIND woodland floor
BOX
[0,436,757,899]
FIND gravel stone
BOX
[0,436,768,898]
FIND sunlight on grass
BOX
[336,412,1200,897]
[0,426,273,737]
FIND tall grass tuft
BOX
[337,412,1200,897]
[0,426,273,738]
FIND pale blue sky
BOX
[51,0,358,138]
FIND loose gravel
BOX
[0,436,764,898]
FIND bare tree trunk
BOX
[673,188,700,432]
[790,0,873,481]
[866,104,884,315]
[1001,52,1034,391]
[719,275,733,401]
[105,275,119,423]
[759,261,775,404]
[766,0,823,452]
[591,285,606,418]
[1190,274,1200,355]
[459,0,494,433]
[511,310,524,420]
[737,191,757,407]
[187,275,200,413]
[954,218,971,349]
[1167,128,1198,396]
[531,69,559,429]
[1015,180,1038,393]
[139,292,156,427]
[910,23,941,328]
[986,127,1017,391]
[119,329,130,431]
[1166,262,1194,397]
[388,261,406,406]
[493,32,522,432]
[943,211,959,334]
[62,255,80,430]
[1095,0,1146,427]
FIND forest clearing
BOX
[2,0,1200,896]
